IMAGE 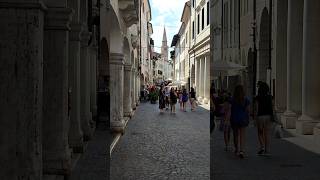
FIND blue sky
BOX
[150,0,188,54]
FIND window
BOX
[192,21,195,39]
[192,0,195,8]
[207,2,210,25]
[202,8,204,30]
[197,14,200,34]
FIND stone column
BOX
[80,28,93,140]
[0,2,44,179]
[43,7,72,175]
[110,53,125,133]
[67,0,84,153]
[68,22,84,152]
[132,68,137,110]
[199,57,204,101]
[90,46,98,118]
[195,57,200,99]
[204,55,210,104]
[124,64,133,117]
[296,0,320,135]
[281,0,303,129]
[136,72,140,106]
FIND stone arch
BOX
[258,7,270,83]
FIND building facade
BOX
[190,0,211,104]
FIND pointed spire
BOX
[162,26,167,43]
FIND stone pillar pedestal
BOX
[80,28,93,140]
[110,53,125,133]
[124,64,133,117]
[281,111,298,129]
[0,2,45,179]
[296,0,320,135]
[314,123,320,147]
[43,7,72,175]
[68,22,84,152]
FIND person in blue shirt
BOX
[229,85,250,159]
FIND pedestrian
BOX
[178,89,183,110]
[165,86,170,110]
[189,87,196,111]
[170,87,177,113]
[223,93,232,151]
[229,85,250,159]
[158,87,166,113]
[182,88,189,112]
[254,82,273,156]
[210,84,216,133]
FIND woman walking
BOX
[189,87,196,111]
[170,87,177,113]
[254,82,273,156]
[229,85,250,159]
[159,87,166,113]
[182,88,189,112]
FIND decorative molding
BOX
[69,23,83,41]
[0,2,47,11]
[119,0,139,27]
[131,34,138,49]
[110,53,125,65]
[44,7,73,30]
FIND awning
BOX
[213,60,246,77]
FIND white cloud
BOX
[150,0,188,54]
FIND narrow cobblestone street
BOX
[111,102,210,180]
[211,120,320,180]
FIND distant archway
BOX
[258,7,270,83]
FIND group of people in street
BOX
[212,82,275,159]
[159,86,197,114]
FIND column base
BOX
[69,135,84,153]
[314,123,320,147]
[281,111,298,129]
[203,98,209,104]
[124,110,133,118]
[296,115,319,135]
[91,106,98,118]
[198,97,203,103]
[111,120,125,134]
[43,150,72,176]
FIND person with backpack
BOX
[229,85,250,159]
[170,87,177,113]
[182,88,189,112]
[254,82,273,156]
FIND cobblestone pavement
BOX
[111,102,210,180]
[211,120,320,180]
[69,123,109,180]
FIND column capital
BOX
[44,7,73,30]
[110,53,125,65]
[0,1,47,11]
[80,27,91,46]
[69,22,82,41]
[124,64,133,71]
